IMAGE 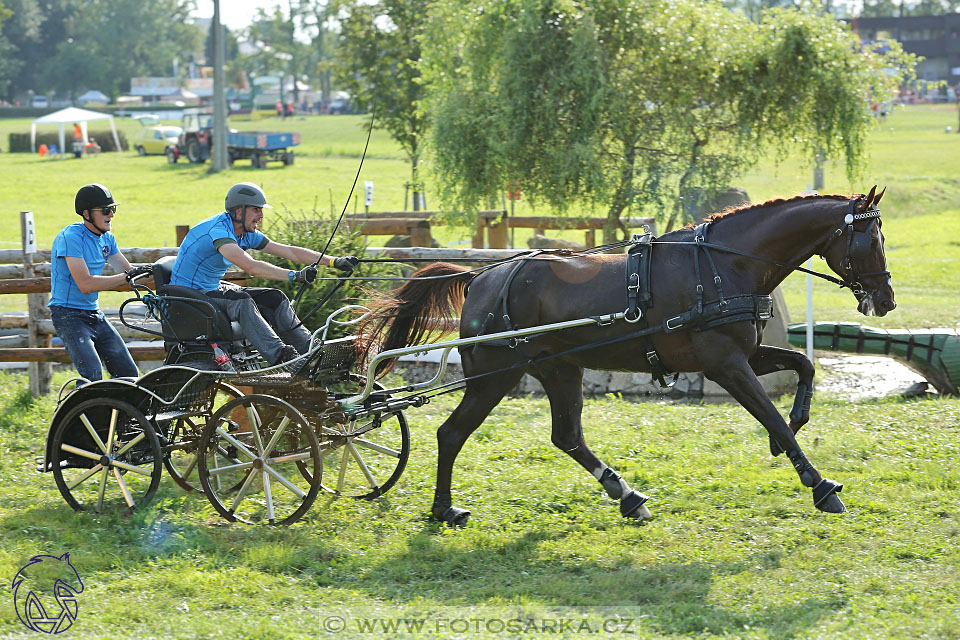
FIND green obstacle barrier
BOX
[787,322,960,396]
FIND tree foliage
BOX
[0,0,200,101]
[336,0,429,209]
[423,0,916,236]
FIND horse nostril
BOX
[880,299,896,310]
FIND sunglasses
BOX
[91,206,117,215]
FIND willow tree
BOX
[422,0,915,238]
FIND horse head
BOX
[821,186,896,317]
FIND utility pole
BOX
[212,0,229,172]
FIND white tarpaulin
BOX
[31,106,122,155]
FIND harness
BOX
[465,195,885,389]
[624,226,774,385]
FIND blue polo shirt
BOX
[49,222,119,310]
[170,212,269,290]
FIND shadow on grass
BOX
[309,526,842,640]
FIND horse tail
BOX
[357,262,474,377]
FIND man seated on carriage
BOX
[169,182,359,366]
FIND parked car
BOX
[133,125,182,155]
[327,98,352,115]
[31,96,49,108]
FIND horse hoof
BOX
[815,493,846,513]
[812,478,845,513]
[434,505,471,527]
[620,490,651,519]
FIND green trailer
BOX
[787,322,960,396]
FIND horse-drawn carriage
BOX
[40,257,410,525]
[40,188,895,524]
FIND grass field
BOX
[0,105,958,638]
[1,104,959,325]
[0,369,957,639]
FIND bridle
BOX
[645,194,891,300]
[815,196,889,299]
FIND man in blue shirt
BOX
[170,182,358,365]
[49,184,144,383]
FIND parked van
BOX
[31,96,49,108]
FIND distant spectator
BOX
[276,101,283,117]
[285,102,294,117]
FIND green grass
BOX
[0,369,957,639]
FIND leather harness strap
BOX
[625,234,672,387]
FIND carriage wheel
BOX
[163,382,244,492]
[51,398,162,514]
[318,407,409,499]
[197,394,321,525]
[312,379,410,499]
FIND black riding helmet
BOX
[75,183,118,215]
[75,183,119,235]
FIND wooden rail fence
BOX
[3,211,648,394]
[340,210,656,248]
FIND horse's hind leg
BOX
[531,362,651,520]
[431,368,526,526]
[703,351,845,514]
[749,345,815,457]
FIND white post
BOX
[806,263,814,363]
[808,147,825,364]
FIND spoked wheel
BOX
[197,394,321,525]
[317,379,410,499]
[163,382,244,492]
[51,398,162,514]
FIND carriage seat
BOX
[152,256,242,343]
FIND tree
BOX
[0,0,19,96]
[0,0,200,101]
[336,0,429,210]
[243,3,316,109]
[423,0,915,239]
[297,0,340,105]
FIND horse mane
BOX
[683,193,851,229]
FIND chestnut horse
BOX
[358,188,894,524]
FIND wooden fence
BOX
[340,210,656,248]
[2,210,645,394]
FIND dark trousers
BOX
[50,305,139,383]
[203,286,312,364]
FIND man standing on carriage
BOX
[169,182,359,366]
[49,184,145,383]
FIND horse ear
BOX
[874,187,886,206]
[863,185,877,209]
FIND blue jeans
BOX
[49,305,139,382]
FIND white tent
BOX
[30,106,122,155]
[77,89,109,106]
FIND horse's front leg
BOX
[749,345,815,457]
[531,361,651,520]
[703,350,844,513]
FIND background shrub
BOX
[251,207,403,338]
